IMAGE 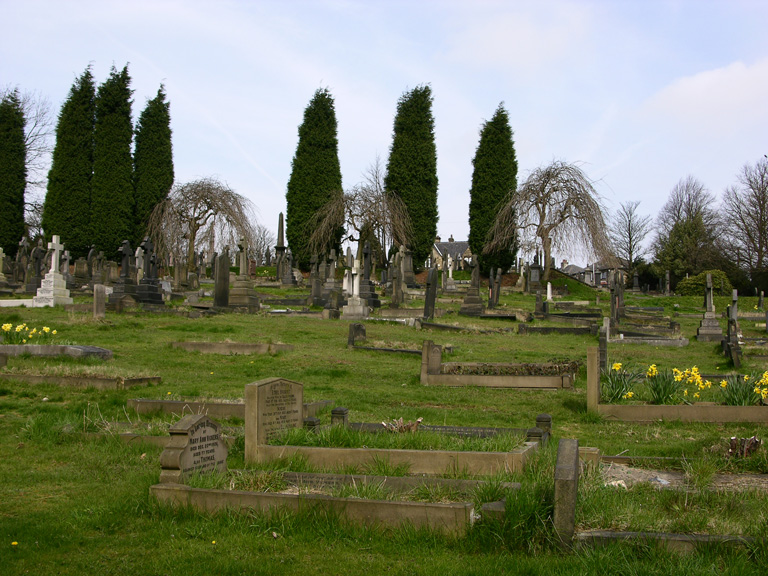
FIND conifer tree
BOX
[134,85,173,244]
[468,103,518,274]
[0,90,27,258]
[285,88,343,270]
[42,67,95,258]
[384,85,438,270]
[90,65,133,255]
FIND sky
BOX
[2,0,767,264]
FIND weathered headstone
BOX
[93,284,106,319]
[245,378,303,463]
[423,267,438,320]
[0,247,6,285]
[546,282,553,302]
[357,242,381,307]
[135,237,163,305]
[159,414,228,483]
[347,323,366,348]
[493,268,502,307]
[214,248,230,308]
[553,438,580,547]
[697,273,723,341]
[459,254,484,316]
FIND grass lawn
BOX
[1,284,767,575]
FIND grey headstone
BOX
[159,414,228,484]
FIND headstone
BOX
[487,268,495,309]
[633,271,639,290]
[493,268,502,307]
[664,270,671,296]
[546,282,553,302]
[535,290,544,314]
[245,378,303,463]
[697,273,723,341]
[14,237,30,284]
[357,242,381,307]
[32,235,73,307]
[275,212,286,281]
[26,239,46,292]
[423,267,438,320]
[441,256,447,292]
[347,323,366,348]
[459,254,484,316]
[281,250,297,286]
[214,248,230,308]
[135,237,163,305]
[0,247,6,285]
[760,291,765,311]
[401,246,417,288]
[553,438,580,547]
[159,414,228,484]
[93,284,106,319]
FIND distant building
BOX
[430,235,471,269]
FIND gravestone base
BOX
[136,279,164,305]
[459,289,485,316]
[445,278,457,292]
[342,296,369,319]
[696,315,724,342]
[358,279,381,308]
[32,272,73,307]
[229,277,260,311]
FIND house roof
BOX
[433,240,470,259]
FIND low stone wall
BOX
[420,341,574,389]
[248,442,538,476]
[150,483,475,536]
[171,341,294,355]
[586,347,768,423]
[0,374,159,390]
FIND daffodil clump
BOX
[645,364,683,404]
[675,366,713,401]
[718,371,768,406]
[600,362,639,403]
[1,323,58,345]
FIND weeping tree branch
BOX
[307,157,413,265]
[485,160,614,281]
[146,177,260,273]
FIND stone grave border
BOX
[420,341,575,389]
[0,373,159,390]
[150,483,475,535]
[0,344,113,359]
[127,397,332,421]
[586,347,768,423]
[171,341,294,355]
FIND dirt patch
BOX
[600,462,768,491]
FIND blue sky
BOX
[3,0,767,262]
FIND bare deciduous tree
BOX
[252,222,276,264]
[147,178,259,272]
[654,175,718,238]
[307,156,412,266]
[486,160,613,281]
[610,201,652,274]
[722,157,768,279]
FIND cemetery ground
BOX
[1,285,768,575]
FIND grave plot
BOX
[586,347,768,423]
[150,378,551,535]
[346,322,430,355]
[420,340,577,389]
[170,341,294,355]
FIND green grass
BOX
[1,288,768,573]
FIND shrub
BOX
[675,269,733,296]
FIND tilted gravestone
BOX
[245,378,303,463]
[159,414,228,483]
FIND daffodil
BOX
[720,380,728,388]
[612,362,622,371]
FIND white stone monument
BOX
[546,282,553,302]
[32,235,73,307]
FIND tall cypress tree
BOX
[91,65,133,255]
[384,85,438,270]
[468,103,518,274]
[0,90,27,258]
[42,67,95,258]
[134,85,173,245]
[285,88,343,270]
